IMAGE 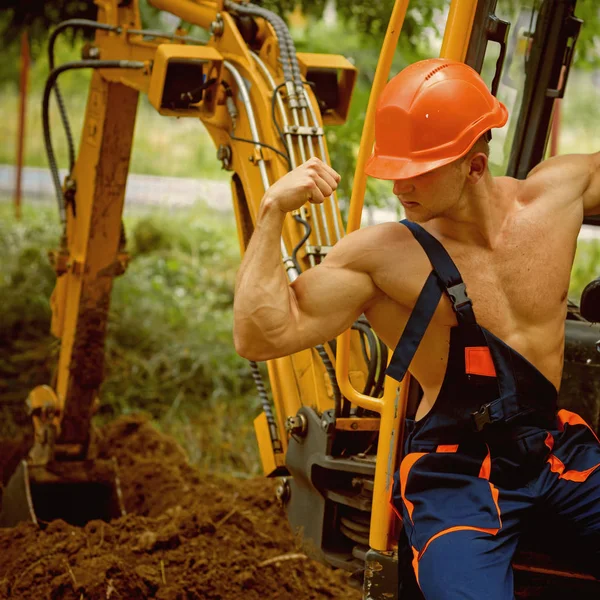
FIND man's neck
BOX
[433,173,516,249]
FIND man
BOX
[233,58,600,599]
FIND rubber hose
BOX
[316,344,342,418]
[291,214,311,272]
[371,337,389,399]
[43,60,145,224]
[48,20,121,173]
[249,361,282,450]
[352,321,378,396]
[224,1,293,83]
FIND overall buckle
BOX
[472,403,493,431]
[447,282,472,310]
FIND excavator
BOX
[1,0,600,597]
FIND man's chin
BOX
[404,208,435,223]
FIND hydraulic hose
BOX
[291,214,311,272]
[48,20,207,175]
[371,337,389,399]
[316,345,342,418]
[250,361,282,452]
[48,20,122,173]
[42,60,145,224]
[224,1,307,106]
[352,321,379,397]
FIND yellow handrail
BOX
[335,0,411,413]
[440,0,479,61]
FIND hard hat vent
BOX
[425,63,451,80]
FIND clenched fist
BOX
[264,157,341,214]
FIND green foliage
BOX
[571,0,600,69]
[0,203,60,433]
[0,202,262,473]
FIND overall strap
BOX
[386,272,444,383]
[401,219,477,326]
[385,220,478,384]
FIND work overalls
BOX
[388,220,600,599]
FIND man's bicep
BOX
[287,260,380,352]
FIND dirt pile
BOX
[0,415,362,600]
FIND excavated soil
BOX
[0,415,362,600]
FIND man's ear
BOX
[467,153,488,183]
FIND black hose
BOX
[48,20,122,173]
[43,60,145,224]
[352,321,378,396]
[371,337,388,399]
[224,1,294,84]
[48,20,207,175]
[249,361,282,452]
[315,344,342,419]
[291,214,311,272]
[271,82,291,164]
[229,133,291,166]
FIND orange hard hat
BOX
[364,58,508,180]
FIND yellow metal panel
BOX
[440,0,479,61]
[49,274,67,338]
[296,53,357,125]
[147,44,224,116]
[335,418,380,432]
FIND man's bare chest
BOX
[370,217,577,343]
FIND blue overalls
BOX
[388,220,600,599]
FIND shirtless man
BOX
[233,59,600,599]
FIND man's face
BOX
[393,159,467,222]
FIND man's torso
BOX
[363,176,582,420]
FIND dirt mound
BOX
[0,415,362,599]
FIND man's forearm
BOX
[233,196,292,359]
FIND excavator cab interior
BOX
[1,0,599,598]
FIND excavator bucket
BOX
[0,458,125,528]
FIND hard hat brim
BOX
[364,153,459,181]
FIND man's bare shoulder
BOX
[326,221,413,268]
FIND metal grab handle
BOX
[335,329,384,414]
[545,14,582,99]
[487,15,510,97]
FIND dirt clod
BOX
[0,415,362,599]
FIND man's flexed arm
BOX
[525,151,600,216]
[233,158,381,361]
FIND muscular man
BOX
[233,59,600,598]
